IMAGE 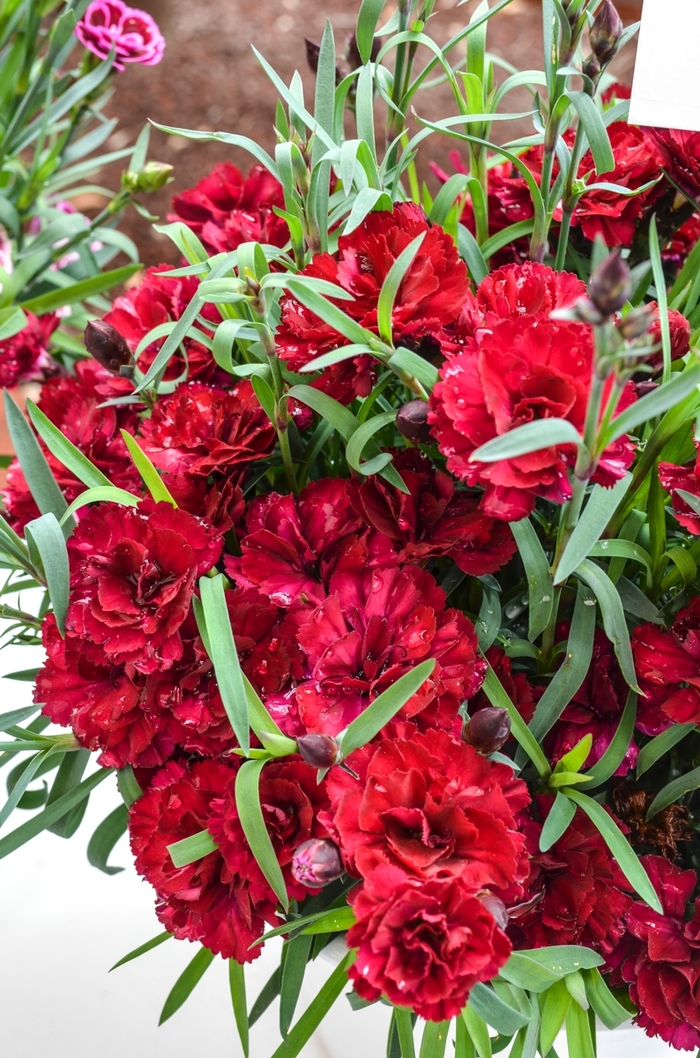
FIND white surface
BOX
[629,0,700,130]
[0,643,676,1058]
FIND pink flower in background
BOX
[75,1,165,71]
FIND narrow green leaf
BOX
[602,363,700,444]
[457,223,489,286]
[24,513,69,634]
[159,947,215,1025]
[583,691,637,788]
[575,560,638,691]
[565,997,595,1058]
[515,946,604,975]
[0,306,27,341]
[120,432,176,507]
[463,1007,492,1058]
[356,0,385,63]
[110,931,172,971]
[4,391,69,526]
[394,1007,416,1058]
[0,706,39,732]
[249,966,283,1027]
[269,952,354,1058]
[345,411,395,475]
[285,279,369,346]
[280,933,313,1037]
[563,788,663,912]
[481,664,551,780]
[61,486,140,523]
[564,969,589,1010]
[471,419,582,463]
[376,233,426,344]
[235,758,289,910]
[420,1020,450,1058]
[338,659,436,759]
[167,828,219,868]
[582,967,633,1029]
[87,804,128,875]
[499,954,561,993]
[511,518,554,642]
[117,765,143,808]
[229,960,250,1058]
[539,979,571,1056]
[199,574,250,754]
[468,983,528,1035]
[539,791,576,852]
[566,91,614,175]
[251,373,277,426]
[27,401,113,489]
[554,476,631,584]
[649,215,672,382]
[0,749,52,828]
[46,747,90,838]
[387,348,439,391]
[646,765,700,820]
[636,723,696,778]
[0,767,113,860]
[616,575,661,623]
[18,264,141,315]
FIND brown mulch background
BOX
[100,0,642,266]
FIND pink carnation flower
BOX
[75,1,165,71]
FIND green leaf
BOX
[0,706,39,732]
[554,476,631,584]
[338,659,436,760]
[0,749,53,829]
[110,931,172,972]
[345,410,395,475]
[199,573,250,755]
[356,0,385,63]
[376,233,426,344]
[565,997,595,1058]
[61,486,141,523]
[251,373,277,426]
[26,401,112,489]
[499,954,561,993]
[539,979,571,1056]
[4,390,69,526]
[394,1007,416,1058]
[517,947,604,975]
[587,538,652,573]
[284,278,369,346]
[229,960,250,1058]
[510,518,554,642]
[167,828,219,868]
[120,431,176,507]
[299,906,357,935]
[602,363,700,445]
[583,967,632,1029]
[646,765,700,820]
[575,560,638,691]
[387,348,439,391]
[236,758,288,910]
[539,791,577,852]
[471,419,582,463]
[468,983,528,1036]
[152,222,209,265]
[24,513,69,634]
[269,952,354,1058]
[159,946,216,1025]
[18,265,141,315]
[476,579,501,652]
[564,969,589,1010]
[0,767,112,860]
[616,575,661,623]
[87,804,128,875]
[462,1008,491,1058]
[563,788,663,912]
[280,933,313,1037]
[0,306,27,341]
[583,691,637,788]
[636,723,696,778]
[46,748,90,838]
[117,765,143,808]
[557,734,593,774]
[566,92,614,175]
[481,664,551,780]
[249,965,283,1026]
[420,1020,450,1058]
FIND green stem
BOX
[261,325,298,495]
[554,123,587,271]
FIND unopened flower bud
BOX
[581,53,601,82]
[121,161,174,195]
[463,707,511,755]
[291,838,344,888]
[633,379,659,399]
[617,304,655,341]
[479,893,509,931]
[84,319,133,374]
[296,733,340,769]
[588,250,631,318]
[396,399,432,444]
[589,0,624,67]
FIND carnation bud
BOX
[633,379,659,399]
[296,733,340,769]
[589,0,624,67]
[479,893,509,931]
[463,707,511,755]
[581,53,601,82]
[84,319,133,374]
[588,250,632,318]
[121,161,174,195]
[291,838,344,888]
[616,304,655,341]
[396,399,432,444]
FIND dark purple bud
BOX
[633,379,659,399]
[291,838,344,888]
[463,707,511,755]
[84,319,133,374]
[479,893,509,931]
[588,250,632,318]
[304,38,320,74]
[581,53,601,81]
[296,733,340,769]
[616,304,655,341]
[589,0,624,67]
[396,399,432,444]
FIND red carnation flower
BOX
[632,598,700,726]
[659,436,700,535]
[610,855,700,1050]
[129,759,278,962]
[475,262,586,324]
[275,204,470,402]
[354,450,516,576]
[328,726,529,896]
[170,162,287,255]
[429,316,636,520]
[66,499,222,673]
[510,796,633,955]
[139,380,276,479]
[645,127,700,199]
[209,758,332,902]
[103,264,225,383]
[0,311,58,388]
[347,864,512,1022]
[226,478,366,608]
[293,566,485,736]
[664,213,700,270]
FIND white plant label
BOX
[629,0,700,130]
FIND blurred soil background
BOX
[98,0,642,266]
